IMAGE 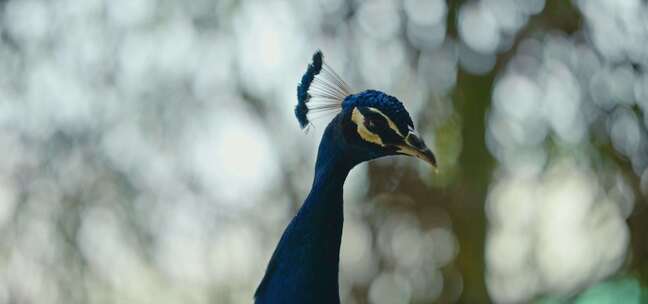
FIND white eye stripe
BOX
[351,108,384,146]
[366,107,404,137]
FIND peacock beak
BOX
[396,130,437,167]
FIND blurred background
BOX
[0,0,647,303]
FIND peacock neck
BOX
[311,125,355,190]
[255,121,354,304]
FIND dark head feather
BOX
[343,90,414,135]
[295,51,324,129]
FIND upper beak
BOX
[397,131,437,167]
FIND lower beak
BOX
[397,131,437,167]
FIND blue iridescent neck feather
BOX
[255,116,352,304]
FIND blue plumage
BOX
[255,116,349,304]
[255,51,436,304]
[295,50,324,129]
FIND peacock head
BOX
[295,50,436,167]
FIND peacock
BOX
[254,51,436,304]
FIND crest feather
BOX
[295,50,351,129]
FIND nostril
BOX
[406,134,426,149]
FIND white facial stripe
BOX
[351,108,384,146]
[399,131,425,156]
[367,107,404,137]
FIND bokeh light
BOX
[0,0,647,303]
